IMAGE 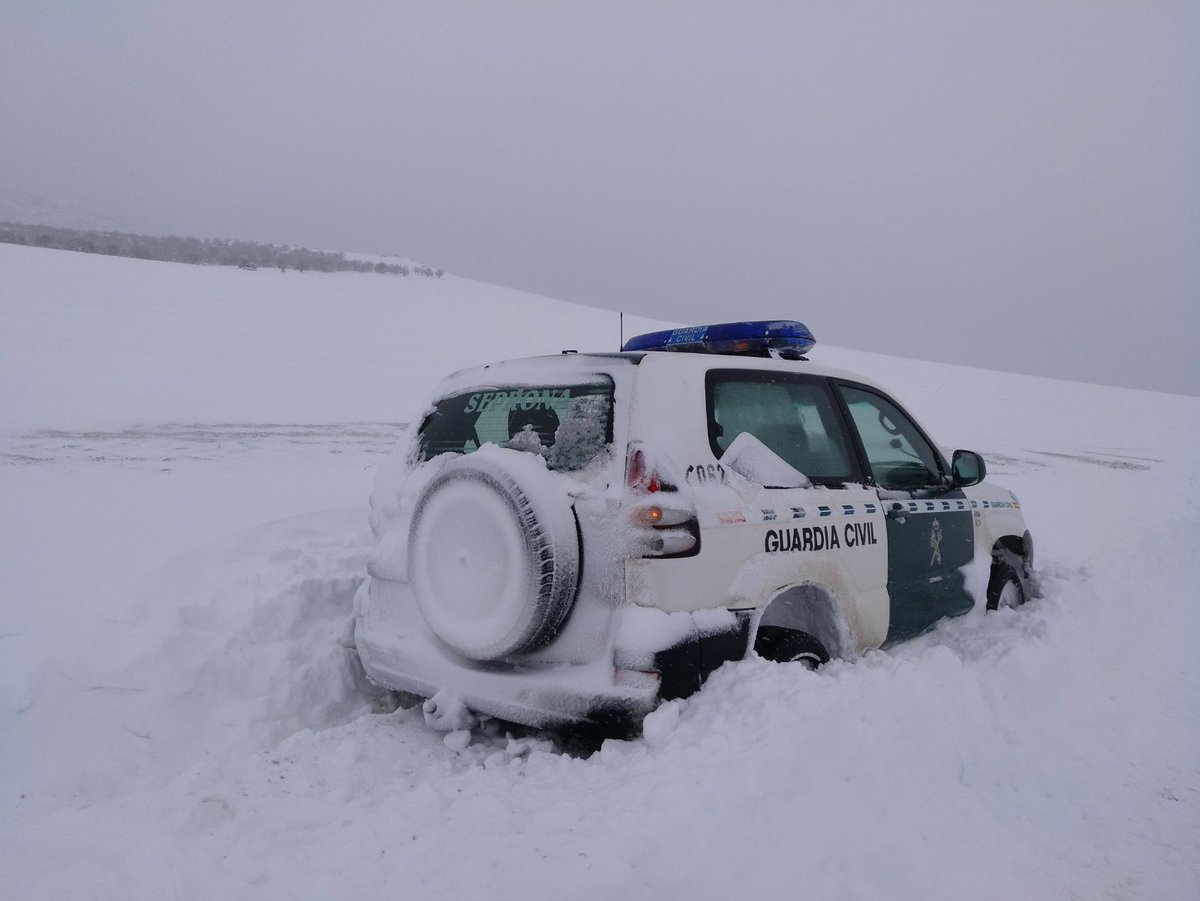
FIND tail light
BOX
[625,443,699,558]
[625,444,677,494]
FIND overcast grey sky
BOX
[3,1,1198,394]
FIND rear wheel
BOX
[754,625,830,669]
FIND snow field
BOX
[1,243,1198,899]
[0,243,669,431]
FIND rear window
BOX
[417,379,614,471]
[705,370,855,485]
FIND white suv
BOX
[355,321,1034,732]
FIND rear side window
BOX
[705,370,855,485]
[417,379,614,471]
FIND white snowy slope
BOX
[0,244,663,431]
[1,242,1197,900]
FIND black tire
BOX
[754,625,830,669]
[986,560,1026,611]
[407,452,580,661]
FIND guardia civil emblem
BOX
[929,518,943,565]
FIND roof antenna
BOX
[619,311,624,351]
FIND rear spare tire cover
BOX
[407,452,580,660]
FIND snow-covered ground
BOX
[2,242,1197,899]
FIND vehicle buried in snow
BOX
[355,321,1035,733]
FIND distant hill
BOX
[0,220,445,277]
[0,190,128,232]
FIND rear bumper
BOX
[357,577,756,732]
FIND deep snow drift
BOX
[1,243,1197,899]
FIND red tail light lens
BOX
[625,444,677,493]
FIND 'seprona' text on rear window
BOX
[418,380,614,471]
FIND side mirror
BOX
[951,450,986,488]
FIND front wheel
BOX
[986,561,1026,611]
[754,625,830,670]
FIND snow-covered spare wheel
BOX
[406,449,581,661]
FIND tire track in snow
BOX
[0,422,408,469]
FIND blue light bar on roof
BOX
[621,320,816,358]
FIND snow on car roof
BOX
[432,349,888,397]
[428,352,640,398]
[434,347,883,386]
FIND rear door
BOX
[834,382,974,642]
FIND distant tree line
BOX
[0,221,445,277]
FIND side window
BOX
[837,385,943,489]
[705,370,855,485]
[417,380,614,471]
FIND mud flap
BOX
[654,611,754,701]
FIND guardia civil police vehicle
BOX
[355,321,1034,732]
